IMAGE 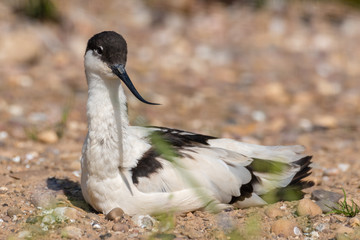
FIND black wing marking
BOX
[131,127,217,185]
[131,148,162,185]
[148,126,217,148]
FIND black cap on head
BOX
[86,31,127,66]
[86,31,159,105]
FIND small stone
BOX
[38,130,58,144]
[0,28,43,63]
[61,226,82,239]
[42,215,55,225]
[54,207,79,221]
[106,208,124,222]
[315,199,338,213]
[112,223,129,232]
[315,223,329,232]
[265,206,284,218]
[7,207,22,217]
[17,230,32,239]
[137,215,155,230]
[92,221,101,229]
[271,219,298,237]
[311,189,343,202]
[30,191,57,209]
[338,164,350,172]
[0,186,8,194]
[297,199,322,216]
[323,168,339,176]
[336,226,354,234]
[311,231,320,238]
[99,233,112,240]
[336,233,352,240]
[314,115,338,128]
[64,207,79,220]
[293,226,302,236]
[349,217,360,227]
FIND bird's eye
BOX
[95,46,103,55]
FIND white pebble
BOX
[17,230,32,239]
[294,226,302,236]
[8,105,23,116]
[338,163,350,172]
[299,118,313,131]
[0,131,8,140]
[322,176,329,182]
[251,110,266,122]
[280,204,287,210]
[0,186,8,194]
[311,231,320,238]
[72,170,80,178]
[91,221,101,229]
[12,156,21,163]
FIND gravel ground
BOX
[1,0,360,239]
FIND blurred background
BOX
[1,1,360,238]
[0,0,359,149]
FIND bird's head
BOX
[84,31,158,105]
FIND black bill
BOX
[111,64,159,105]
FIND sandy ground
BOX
[0,0,360,239]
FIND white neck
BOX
[85,70,136,175]
[83,52,151,179]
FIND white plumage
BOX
[80,31,312,216]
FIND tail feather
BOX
[256,155,314,203]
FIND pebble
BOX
[311,189,343,202]
[297,199,323,216]
[0,186,8,194]
[137,215,155,229]
[38,130,58,144]
[315,223,329,232]
[7,207,22,217]
[61,226,82,239]
[336,226,354,234]
[0,28,43,63]
[30,191,57,209]
[323,168,339,176]
[92,221,101,229]
[54,207,79,221]
[0,131,8,140]
[17,230,32,239]
[293,226,302,236]
[338,163,350,172]
[265,206,284,218]
[314,115,338,128]
[271,219,298,237]
[310,231,320,238]
[106,207,125,222]
[12,156,21,163]
[315,199,338,213]
[112,223,129,232]
[336,233,352,240]
[349,217,360,227]
[42,214,55,225]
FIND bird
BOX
[80,31,312,217]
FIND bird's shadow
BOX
[46,177,96,213]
